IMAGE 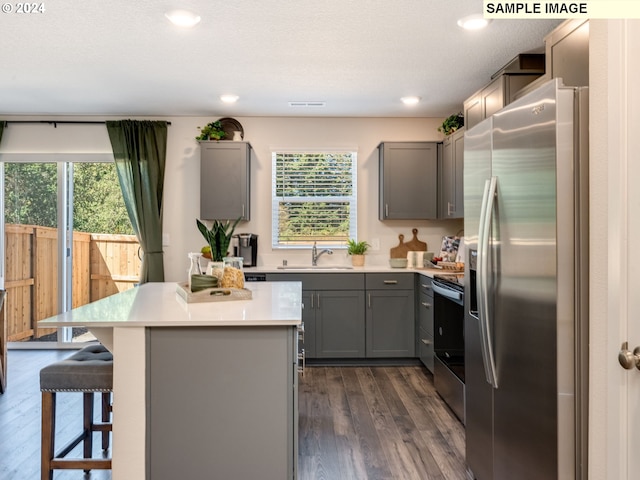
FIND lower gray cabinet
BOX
[266,273,365,359]
[365,273,415,358]
[417,278,435,372]
[314,290,365,358]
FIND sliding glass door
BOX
[2,159,137,346]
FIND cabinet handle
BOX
[385,204,389,218]
[310,294,314,309]
[368,293,371,308]
[421,302,432,308]
[421,283,432,290]
[383,280,398,285]
[298,348,305,376]
[421,338,432,346]
[242,204,246,218]
[448,202,456,216]
[316,293,320,309]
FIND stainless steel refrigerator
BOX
[463,78,589,480]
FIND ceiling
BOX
[2,1,562,118]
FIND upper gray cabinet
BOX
[199,141,251,221]
[439,127,464,219]
[545,19,589,87]
[378,142,438,220]
[464,54,545,131]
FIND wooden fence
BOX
[4,224,141,341]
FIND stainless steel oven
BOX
[432,274,465,423]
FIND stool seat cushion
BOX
[40,344,113,392]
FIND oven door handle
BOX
[432,281,463,303]
[478,176,499,389]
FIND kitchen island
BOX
[39,281,302,480]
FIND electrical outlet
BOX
[162,234,170,246]
[371,238,380,251]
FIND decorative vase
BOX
[232,131,242,141]
[351,254,365,267]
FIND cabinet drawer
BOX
[266,273,365,290]
[417,276,433,296]
[365,273,414,290]
[418,291,434,336]
[418,328,434,373]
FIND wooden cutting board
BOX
[405,228,427,251]
[389,234,410,259]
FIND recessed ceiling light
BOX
[457,14,491,30]
[165,10,201,28]
[220,94,239,103]
[401,96,421,105]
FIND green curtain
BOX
[106,120,167,283]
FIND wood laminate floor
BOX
[299,366,467,480]
[0,351,466,480]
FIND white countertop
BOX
[38,282,302,328]
[247,265,445,277]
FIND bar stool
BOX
[40,343,113,480]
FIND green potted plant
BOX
[346,239,370,267]
[196,121,227,141]
[196,218,241,262]
[438,112,464,136]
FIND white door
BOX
[620,20,640,479]
[591,19,640,480]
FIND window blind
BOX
[272,151,357,248]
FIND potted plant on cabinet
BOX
[195,121,227,141]
[438,112,464,136]
[346,239,370,267]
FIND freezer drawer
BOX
[434,356,465,424]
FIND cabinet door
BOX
[366,289,415,357]
[463,92,483,131]
[315,290,365,358]
[379,142,438,220]
[452,129,465,218]
[200,142,251,220]
[482,76,506,119]
[439,128,464,219]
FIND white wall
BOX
[0,116,462,281]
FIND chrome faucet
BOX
[311,242,333,266]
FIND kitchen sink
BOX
[276,265,354,270]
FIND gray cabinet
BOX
[439,127,465,219]
[378,142,438,220]
[416,277,434,373]
[545,19,589,87]
[266,273,365,358]
[149,326,297,479]
[365,273,415,357]
[200,141,251,220]
[464,73,543,131]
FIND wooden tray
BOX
[176,283,252,303]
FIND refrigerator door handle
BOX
[478,176,499,388]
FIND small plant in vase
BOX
[346,239,370,267]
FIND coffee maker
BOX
[234,233,258,267]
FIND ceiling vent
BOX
[288,101,326,108]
